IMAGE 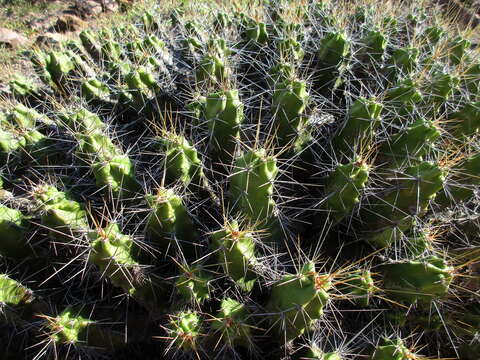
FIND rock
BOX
[35,32,70,46]
[70,0,103,19]
[0,28,28,48]
[27,15,59,32]
[102,0,119,13]
[69,0,119,19]
[53,14,87,33]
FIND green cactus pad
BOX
[211,298,252,347]
[380,256,453,304]
[167,311,203,351]
[33,185,89,240]
[0,205,30,258]
[324,159,370,222]
[0,274,33,306]
[229,149,278,225]
[271,79,309,149]
[146,187,198,257]
[211,221,258,291]
[204,89,244,164]
[175,265,211,304]
[266,262,331,340]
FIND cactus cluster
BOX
[1,0,479,359]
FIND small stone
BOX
[35,32,69,46]
[0,28,28,48]
[54,14,87,33]
[102,0,120,13]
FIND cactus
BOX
[437,152,480,205]
[271,79,309,150]
[0,274,33,307]
[447,102,480,139]
[146,187,198,258]
[359,30,387,62]
[298,344,342,360]
[386,47,419,80]
[229,149,278,225]
[9,74,39,97]
[323,159,370,222]
[380,256,453,304]
[210,298,252,347]
[0,205,30,258]
[157,133,209,189]
[166,310,203,352]
[384,78,423,116]
[339,269,375,307]
[266,262,331,341]
[0,275,34,324]
[204,89,244,164]
[211,220,258,291]
[33,184,89,241]
[88,223,143,293]
[316,31,350,88]
[82,78,111,102]
[378,119,440,167]
[1,1,479,358]
[333,97,383,155]
[175,264,211,304]
[370,338,414,360]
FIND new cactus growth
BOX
[366,161,445,225]
[0,274,33,307]
[46,307,93,345]
[277,37,304,62]
[157,133,209,188]
[44,51,75,86]
[82,78,111,102]
[447,102,480,139]
[386,47,419,80]
[299,344,342,360]
[339,269,375,307]
[88,223,143,293]
[9,74,39,97]
[80,29,101,59]
[384,78,423,116]
[63,108,106,134]
[426,72,459,109]
[438,152,480,205]
[196,54,229,83]
[266,262,331,341]
[317,31,350,88]
[76,132,139,195]
[242,17,268,45]
[359,30,387,62]
[448,36,471,65]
